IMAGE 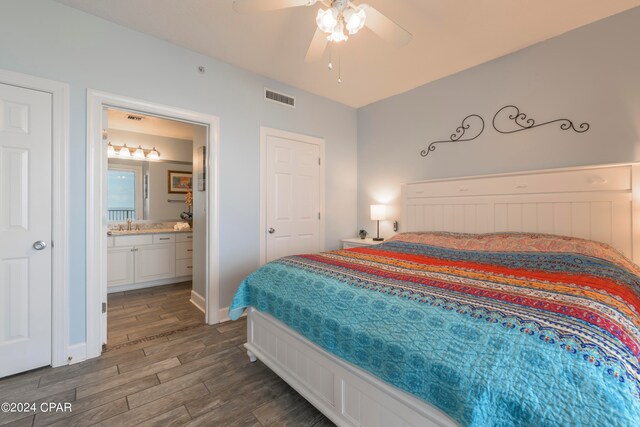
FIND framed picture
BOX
[167,170,192,193]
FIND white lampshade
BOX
[146,147,160,160]
[316,8,337,33]
[107,142,116,157]
[370,204,387,221]
[328,21,348,42]
[118,144,131,158]
[133,145,145,160]
[345,7,366,35]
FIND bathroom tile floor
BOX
[0,283,334,426]
[106,282,205,349]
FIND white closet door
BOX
[265,134,321,262]
[0,83,52,377]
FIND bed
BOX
[229,163,640,426]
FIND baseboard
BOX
[218,307,230,323]
[218,306,246,323]
[66,342,87,365]
[190,290,206,313]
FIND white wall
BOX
[357,7,640,239]
[0,0,358,345]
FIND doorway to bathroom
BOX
[86,90,220,359]
[104,108,206,349]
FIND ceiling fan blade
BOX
[233,0,316,14]
[360,4,412,47]
[305,27,328,62]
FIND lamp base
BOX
[372,237,384,241]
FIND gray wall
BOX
[0,0,357,345]
[146,162,193,221]
[357,7,640,239]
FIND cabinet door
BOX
[135,243,176,283]
[107,247,135,287]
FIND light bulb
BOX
[107,142,116,157]
[133,145,145,159]
[316,8,337,33]
[345,7,366,34]
[328,30,348,42]
[118,144,131,157]
[328,62,333,70]
[147,147,160,160]
[328,21,348,42]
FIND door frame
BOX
[259,126,325,265]
[0,69,70,368]
[86,90,220,359]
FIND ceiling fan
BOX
[233,0,412,62]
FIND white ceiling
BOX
[57,0,640,108]
[107,108,194,140]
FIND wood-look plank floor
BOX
[0,283,334,427]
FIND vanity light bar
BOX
[107,142,160,160]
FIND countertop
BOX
[107,228,192,236]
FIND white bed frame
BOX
[245,163,640,427]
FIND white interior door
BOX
[265,133,321,262]
[0,83,52,377]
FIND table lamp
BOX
[370,204,386,241]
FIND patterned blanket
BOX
[229,233,640,426]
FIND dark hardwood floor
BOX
[0,283,334,426]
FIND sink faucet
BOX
[127,219,132,231]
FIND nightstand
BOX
[341,238,385,249]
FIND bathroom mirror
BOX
[107,158,193,222]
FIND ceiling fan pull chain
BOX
[338,54,342,84]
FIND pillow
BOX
[388,231,640,275]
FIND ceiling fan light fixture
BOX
[344,7,366,34]
[328,20,348,42]
[316,8,337,33]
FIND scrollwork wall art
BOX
[420,104,590,158]
[492,105,589,134]
[420,114,485,157]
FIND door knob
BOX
[33,241,47,250]
[268,228,275,234]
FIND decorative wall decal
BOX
[492,105,590,135]
[420,114,485,157]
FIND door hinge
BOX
[51,241,54,248]
[102,302,107,314]
[318,157,321,166]
[318,212,321,220]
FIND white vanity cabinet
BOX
[107,232,192,291]
[106,246,135,287]
[175,232,193,277]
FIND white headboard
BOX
[401,163,640,265]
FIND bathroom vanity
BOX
[106,230,193,292]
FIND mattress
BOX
[229,232,640,426]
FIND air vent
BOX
[265,88,295,108]
[127,114,144,121]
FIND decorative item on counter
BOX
[359,229,368,239]
[180,189,193,227]
[174,222,191,231]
